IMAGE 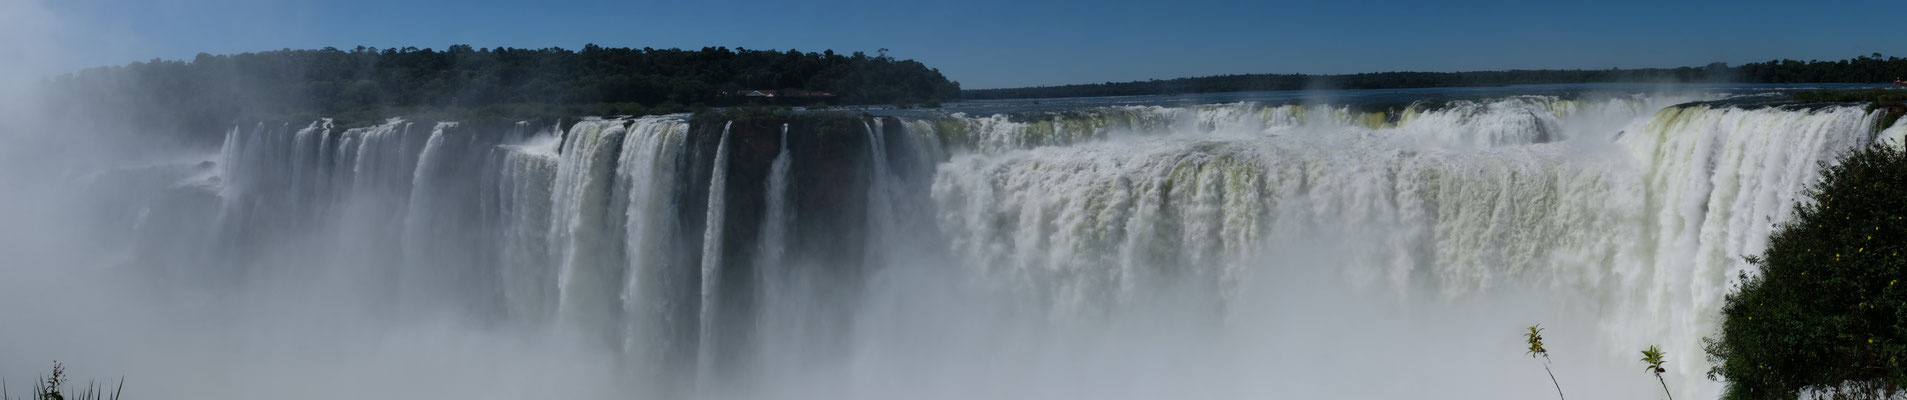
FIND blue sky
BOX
[26,0,1907,89]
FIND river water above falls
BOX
[8,84,1904,400]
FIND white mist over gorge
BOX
[5,71,1905,399]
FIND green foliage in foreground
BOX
[1524,325,1565,400]
[1525,325,1550,358]
[1705,145,1907,399]
[3,361,122,400]
[1642,345,1672,400]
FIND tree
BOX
[44,45,965,141]
[1704,144,1907,400]
[965,53,1907,100]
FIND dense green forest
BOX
[966,53,1907,99]
[46,45,961,135]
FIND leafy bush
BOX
[1705,144,1907,399]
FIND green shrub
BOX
[3,361,122,400]
[1705,144,1907,399]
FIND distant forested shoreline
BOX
[44,45,961,136]
[966,53,1907,99]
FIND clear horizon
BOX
[9,0,1907,89]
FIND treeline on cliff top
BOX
[44,45,961,136]
[966,53,1907,99]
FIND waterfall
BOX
[757,123,794,299]
[158,92,1891,400]
[695,121,734,385]
[401,122,500,309]
[862,118,897,264]
[613,116,692,377]
[549,118,631,339]
[924,102,1878,399]
[499,130,561,321]
[1613,105,1875,374]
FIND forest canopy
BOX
[966,53,1907,99]
[44,45,962,136]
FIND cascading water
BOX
[696,122,733,386]
[755,124,793,309]
[73,92,1906,400]
[928,101,1882,397]
[862,118,899,264]
[612,117,693,383]
[499,129,562,321]
[550,118,633,337]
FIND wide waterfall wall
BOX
[918,100,1883,399]
[134,96,1894,399]
[191,113,922,390]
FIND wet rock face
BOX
[683,113,896,373]
[688,114,899,280]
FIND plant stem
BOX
[1543,358,1565,400]
[1656,374,1673,400]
